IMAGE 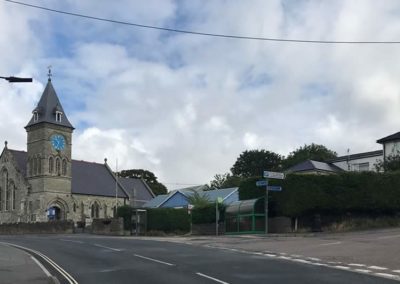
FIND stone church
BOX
[0,77,154,224]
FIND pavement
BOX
[0,242,55,284]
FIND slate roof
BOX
[287,160,343,173]
[377,132,400,144]
[118,177,155,203]
[7,149,153,199]
[25,79,74,129]
[142,186,239,208]
[329,150,383,162]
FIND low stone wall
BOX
[91,218,124,236]
[0,220,74,235]
[269,217,292,233]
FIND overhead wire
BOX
[5,0,400,44]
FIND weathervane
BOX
[47,65,52,81]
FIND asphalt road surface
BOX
[0,234,397,284]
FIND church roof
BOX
[7,149,154,199]
[117,177,155,204]
[25,79,74,129]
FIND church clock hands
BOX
[51,134,65,151]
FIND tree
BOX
[118,169,167,196]
[374,153,400,172]
[210,173,242,189]
[283,143,337,169]
[231,150,283,178]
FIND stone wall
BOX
[0,220,74,235]
[91,217,124,236]
[192,222,225,235]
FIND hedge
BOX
[192,203,226,224]
[117,205,133,230]
[147,208,190,233]
[238,172,400,217]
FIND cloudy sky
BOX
[1,0,400,189]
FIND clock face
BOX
[51,134,65,151]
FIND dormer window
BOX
[33,111,39,122]
[56,111,62,122]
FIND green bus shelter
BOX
[225,197,265,234]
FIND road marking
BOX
[94,244,122,252]
[196,272,230,284]
[60,239,84,244]
[349,263,366,267]
[334,265,351,270]
[393,270,400,274]
[307,257,321,261]
[355,269,372,273]
[30,255,51,277]
[374,273,400,281]
[264,253,276,257]
[318,241,342,246]
[0,242,78,284]
[368,265,388,270]
[134,254,175,266]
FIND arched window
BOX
[29,158,33,176]
[62,159,67,176]
[0,186,3,211]
[5,184,10,211]
[37,156,41,175]
[49,157,54,174]
[73,203,76,212]
[91,202,100,219]
[103,204,107,218]
[33,157,37,176]
[2,170,8,211]
[10,181,16,211]
[55,158,61,176]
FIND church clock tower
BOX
[25,75,74,196]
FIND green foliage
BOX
[210,173,242,189]
[116,205,133,230]
[119,169,167,196]
[238,172,400,218]
[231,150,283,178]
[192,203,226,224]
[147,208,190,233]
[283,143,337,169]
[374,153,400,172]
[187,190,211,208]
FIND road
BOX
[0,234,397,284]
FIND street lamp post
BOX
[0,76,33,83]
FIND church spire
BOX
[25,73,74,130]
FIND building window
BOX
[49,157,54,174]
[11,182,16,210]
[73,203,76,212]
[33,157,37,176]
[2,170,8,211]
[103,204,107,218]
[33,111,39,122]
[5,184,10,211]
[56,111,62,122]
[62,159,67,176]
[0,186,2,211]
[37,157,41,175]
[358,162,370,172]
[29,158,33,176]
[91,202,100,219]
[55,158,61,176]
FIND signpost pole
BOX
[216,200,219,236]
[265,178,269,235]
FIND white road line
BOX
[307,257,321,261]
[318,241,342,246]
[374,273,400,281]
[334,265,351,270]
[349,263,366,267]
[134,254,175,266]
[60,239,84,244]
[196,272,230,284]
[264,254,276,257]
[94,244,122,252]
[368,265,388,270]
[393,270,400,274]
[0,242,78,284]
[355,269,372,273]
[30,255,51,277]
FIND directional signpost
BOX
[257,171,285,235]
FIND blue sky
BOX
[1,0,400,189]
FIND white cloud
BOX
[3,1,400,188]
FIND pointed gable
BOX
[25,79,74,129]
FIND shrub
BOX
[147,208,190,233]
